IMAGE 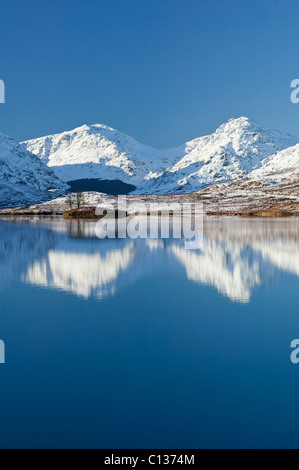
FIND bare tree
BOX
[76,191,84,209]
[67,194,74,210]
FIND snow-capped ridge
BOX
[246,141,299,184]
[0,132,67,207]
[21,117,299,194]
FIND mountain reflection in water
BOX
[1,217,299,303]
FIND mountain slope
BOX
[245,142,299,185]
[22,118,299,195]
[150,117,299,193]
[0,132,67,207]
[22,124,182,192]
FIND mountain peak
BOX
[216,116,258,133]
[227,116,254,125]
[72,123,117,134]
[21,118,299,195]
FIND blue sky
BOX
[0,0,299,146]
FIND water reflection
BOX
[1,217,299,303]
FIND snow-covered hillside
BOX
[0,132,67,207]
[22,117,298,194]
[155,117,299,193]
[246,142,299,184]
[22,124,182,193]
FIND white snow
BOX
[0,132,68,207]
[246,142,299,184]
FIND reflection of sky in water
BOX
[1,217,299,303]
[1,218,299,448]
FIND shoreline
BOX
[2,179,299,218]
[1,206,299,218]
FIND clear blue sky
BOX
[0,0,299,146]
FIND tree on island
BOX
[76,190,85,208]
[67,194,74,209]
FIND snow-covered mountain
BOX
[156,117,299,193]
[193,140,299,215]
[0,132,67,207]
[22,124,182,194]
[22,117,299,195]
[245,142,299,185]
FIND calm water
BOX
[1,216,299,448]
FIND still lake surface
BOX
[0,216,299,448]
